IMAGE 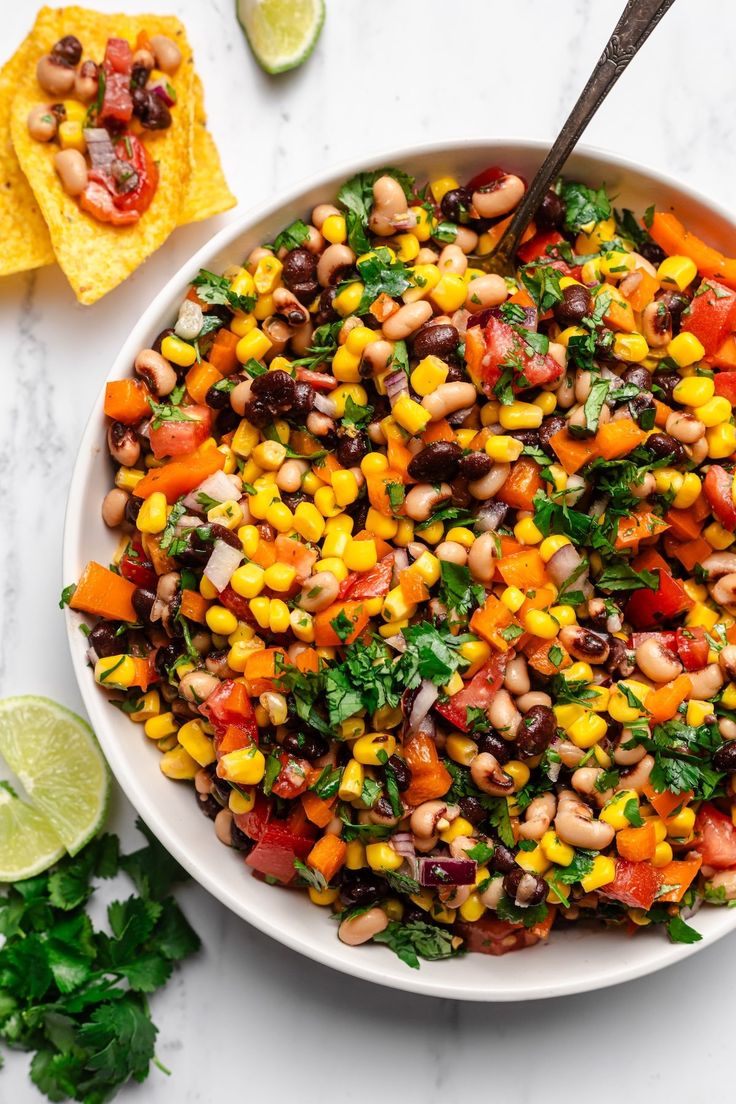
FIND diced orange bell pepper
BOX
[134,442,226,502]
[549,428,599,475]
[496,457,542,510]
[244,647,288,695]
[655,857,703,903]
[366,468,405,514]
[69,561,137,623]
[645,674,692,724]
[614,509,669,551]
[295,648,320,674]
[180,588,210,624]
[402,730,452,805]
[496,549,548,590]
[670,537,712,572]
[104,378,152,424]
[422,418,456,444]
[654,399,673,428]
[307,835,347,882]
[470,594,521,652]
[641,782,693,821]
[250,540,277,569]
[185,361,222,405]
[616,823,657,863]
[313,601,369,646]
[665,504,706,542]
[387,434,413,478]
[523,636,572,675]
[207,328,240,376]
[399,569,430,604]
[711,335,736,370]
[301,788,336,828]
[595,418,646,460]
[649,211,736,290]
[622,269,659,312]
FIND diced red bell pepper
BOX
[234,794,272,841]
[516,230,566,265]
[694,803,736,869]
[80,180,139,225]
[271,754,312,799]
[602,858,661,910]
[624,549,694,630]
[295,367,338,390]
[675,626,710,671]
[469,314,564,398]
[714,371,736,403]
[245,821,314,884]
[119,544,157,591]
[339,556,394,600]
[681,279,736,357]
[704,464,736,529]
[435,655,507,732]
[218,585,255,622]
[456,914,552,955]
[466,165,505,192]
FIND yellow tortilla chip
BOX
[180,73,236,225]
[0,27,55,276]
[11,6,195,304]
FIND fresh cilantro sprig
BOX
[0,822,199,1103]
[192,269,256,314]
[560,180,612,233]
[372,920,458,969]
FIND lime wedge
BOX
[0,784,65,881]
[0,696,109,857]
[236,0,325,74]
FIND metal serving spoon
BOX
[483,0,677,275]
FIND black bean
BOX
[458,451,492,480]
[621,365,653,391]
[196,792,221,821]
[282,248,319,305]
[210,776,231,807]
[629,393,656,427]
[656,291,690,333]
[440,187,471,224]
[215,406,240,436]
[280,491,308,512]
[242,397,272,428]
[507,429,540,448]
[50,103,66,124]
[132,587,156,624]
[445,362,468,383]
[407,441,462,482]
[155,642,183,678]
[608,638,636,679]
[209,523,242,550]
[477,731,511,764]
[639,241,666,267]
[503,868,547,906]
[594,328,615,361]
[535,189,566,230]
[457,796,485,826]
[51,35,82,66]
[314,287,338,326]
[231,823,253,852]
[336,432,368,467]
[412,322,460,360]
[124,495,142,527]
[386,754,412,791]
[553,284,592,327]
[538,415,566,455]
[130,63,151,90]
[89,621,124,658]
[516,705,556,758]
[714,743,736,772]
[645,431,685,466]
[281,731,328,761]
[286,381,316,425]
[204,380,232,409]
[251,369,296,412]
[491,843,518,874]
[651,372,680,405]
[152,327,174,354]
[339,869,384,907]
[131,87,172,130]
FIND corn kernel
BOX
[383,586,417,623]
[539,535,571,562]
[94,655,138,690]
[485,434,524,463]
[333,281,364,316]
[231,419,260,458]
[58,118,86,152]
[445,734,478,767]
[505,760,531,790]
[136,491,168,534]
[411,551,441,586]
[229,787,255,815]
[322,213,347,244]
[353,732,396,766]
[501,586,525,612]
[652,841,673,867]
[533,391,558,416]
[704,521,735,550]
[409,206,435,242]
[540,830,574,867]
[480,401,500,426]
[392,393,432,435]
[332,344,362,383]
[612,333,649,362]
[657,255,698,291]
[672,472,702,510]
[722,682,736,709]
[608,680,651,723]
[687,699,714,726]
[580,855,616,892]
[410,355,449,397]
[665,806,696,838]
[268,598,291,634]
[313,485,341,517]
[314,557,348,583]
[673,375,715,406]
[568,710,608,749]
[159,745,198,780]
[144,711,178,740]
[344,538,378,572]
[549,603,576,627]
[230,268,256,299]
[236,328,272,363]
[331,468,360,507]
[177,719,215,766]
[403,263,441,302]
[523,609,558,639]
[694,396,731,428]
[458,893,486,923]
[514,517,543,545]
[516,843,551,875]
[394,233,420,263]
[667,332,705,367]
[432,272,467,312]
[365,507,398,539]
[206,605,238,636]
[430,175,459,202]
[229,312,256,337]
[499,401,544,430]
[218,744,265,785]
[129,690,160,724]
[685,602,720,630]
[706,423,736,460]
[600,789,640,829]
[365,842,403,871]
[261,563,295,593]
[361,453,389,477]
[292,501,325,542]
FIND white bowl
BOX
[63,139,736,1001]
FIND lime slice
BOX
[236,0,325,74]
[0,697,109,857]
[0,785,65,881]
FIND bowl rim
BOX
[63,137,736,1001]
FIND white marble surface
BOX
[2,0,736,1098]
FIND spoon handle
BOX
[493,0,677,267]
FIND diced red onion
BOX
[183,470,239,511]
[407,679,439,732]
[313,392,336,417]
[547,543,585,586]
[475,502,508,532]
[84,128,115,173]
[148,75,177,107]
[467,305,538,332]
[451,308,470,335]
[417,856,477,887]
[382,634,406,653]
[392,547,409,585]
[204,539,243,590]
[390,832,415,862]
[385,369,409,407]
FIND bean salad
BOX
[68,163,736,967]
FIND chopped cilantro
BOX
[270,218,311,252]
[192,268,255,314]
[560,180,612,233]
[372,920,458,969]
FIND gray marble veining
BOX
[1,1,735,1099]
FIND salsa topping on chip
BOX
[28,29,180,224]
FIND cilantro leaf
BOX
[560,180,612,233]
[438,561,485,619]
[372,920,458,969]
[341,394,374,428]
[395,623,465,688]
[58,584,77,610]
[270,218,311,252]
[192,268,255,314]
[355,247,412,312]
[666,914,702,944]
[597,561,659,593]
[495,897,549,929]
[338,168,414,253]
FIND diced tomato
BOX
[149,405,212,459]
[80,180,139,225]
[681,279,736,357]
[295,367,338,390]
[234,794,272,841]
[675,626,710,671]
[466,165,506,192]
[100,70,133,125]
[119,545,157,590]
[602,858,661,910]
[270,754,311,799]
[218,585,255,623]
[112,136,158,217]
[340,556,394,600]
[694,803,736,869]
[456,917,546,955]
[704,464,736,529]
[435,655,507,732]
[200,679,258,745]
[104,36,133,74]
[274,534,317,583]
[714,371,736,404]
[516,230,566,265]
[471,314,564,398]
[630,630,678,652]
[624,550,693,630]
[245,821,314,884]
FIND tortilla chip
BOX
[11,6,195,304]
[1,14,235,287]
[0,28,55,276]
[180,73,236,225]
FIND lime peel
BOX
[236,0,325,74]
